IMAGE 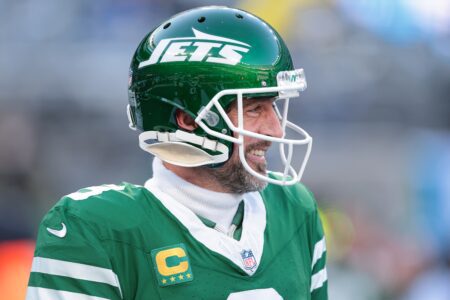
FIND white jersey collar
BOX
[145,158,266,275]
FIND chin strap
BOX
[139,130,229,167]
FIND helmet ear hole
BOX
[175,109,197,132]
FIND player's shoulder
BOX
[261,172,318,213]
[47,182,152,229]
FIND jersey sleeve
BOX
[26,203,123,300]
[309,199,328,300]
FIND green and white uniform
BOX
[27,6,327,299]
[27,166,327,299]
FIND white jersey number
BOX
[65,184,125,201]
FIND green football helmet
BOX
[127,6,312,185]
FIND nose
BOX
[260,105,283,138]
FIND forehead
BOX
[227,96,277,110]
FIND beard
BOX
[208,142,270,194]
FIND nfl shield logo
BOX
[240,249,257,271]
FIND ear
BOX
[175,109,198,131]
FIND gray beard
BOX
[209,151,268,194]
[210,163,267,194]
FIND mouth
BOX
[247,149,267,163]
[245,143,271,173]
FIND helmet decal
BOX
[276,70,307,98]
[139,28,251,68]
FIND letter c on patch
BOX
[155,247,189,276]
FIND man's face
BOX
[209,97,283,193]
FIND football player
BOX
[27,6,327,299]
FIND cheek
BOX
[226,144,241,166]
[243,138,253,149]
[231,134,256,148]
[243,134,260,146]
[242,117,260,132]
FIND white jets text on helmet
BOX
[139,28,251,68]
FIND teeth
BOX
[249,149,265,157]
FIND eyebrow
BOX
[243,97,276,106]
[226,97,276,112]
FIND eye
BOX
[245,104,262,116]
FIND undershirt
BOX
[147,158,243,234]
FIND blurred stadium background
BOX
[1,0,449,299]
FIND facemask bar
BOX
[278,120,313,184]
[195,73,312,186]
[277,97,294,178]
[273,101,313,183]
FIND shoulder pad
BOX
[53,183,149,229]
[263,173,317,211]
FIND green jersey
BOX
[27,180,327,299]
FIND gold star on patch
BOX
[186,273,192,279]
[162,279,167,284]
[178,274,184,280]
[170,276,176,282]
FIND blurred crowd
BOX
[1,0,450,299]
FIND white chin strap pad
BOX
[139,131,229,167]
[144,142,220,167]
